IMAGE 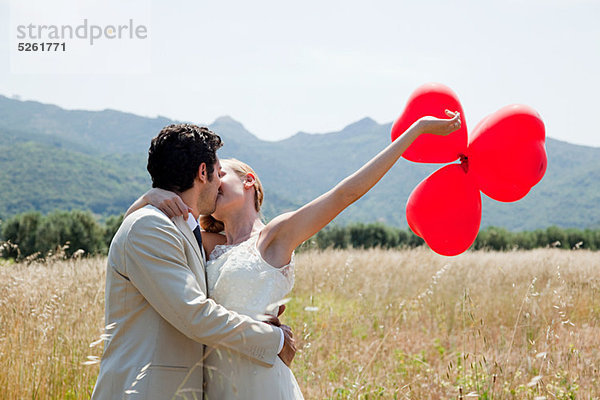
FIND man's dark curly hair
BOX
[147,124,223,192]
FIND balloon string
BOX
[459,154,469,173]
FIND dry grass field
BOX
[1,248,599,399]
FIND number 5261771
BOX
[17,42,66,51]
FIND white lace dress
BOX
[204,232,304,400]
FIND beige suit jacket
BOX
[91,205,281,400]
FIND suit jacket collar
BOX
[172,215,206,266]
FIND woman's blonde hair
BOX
[200,158,264,233]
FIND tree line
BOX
[306,223,600,251]
[1,211,599,261]
[0,211,122,261]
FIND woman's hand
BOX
[145,188,190,219]
[417,109,461,136]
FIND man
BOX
[92,124,295,399]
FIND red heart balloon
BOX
[391,83,468,163]
[406,164,482,256]
[466,104,547,202]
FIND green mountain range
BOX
[0,94,598,230]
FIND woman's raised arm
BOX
[257,111,461,268]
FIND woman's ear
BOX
[244,173,256,189]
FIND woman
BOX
[126,110,461,399]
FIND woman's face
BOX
[212,164,246,220]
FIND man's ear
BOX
[244,173,256,189]
[197,163,208,183]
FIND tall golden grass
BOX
[1,248,599,399]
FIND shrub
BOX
[1,211,43,259]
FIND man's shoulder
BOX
[109,206,188,260]
[117,205,181,240]
[126,205,173,226]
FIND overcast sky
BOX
[1,0,599,147]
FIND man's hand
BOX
[261,304,286,327]
[278,324,296,367]
[261,306,294,365]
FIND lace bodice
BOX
[206,232,294,319]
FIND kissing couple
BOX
[91,110,461,399]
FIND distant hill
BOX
[0,137,148,217]
[0,95,598,230]
[0,95,173,154]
